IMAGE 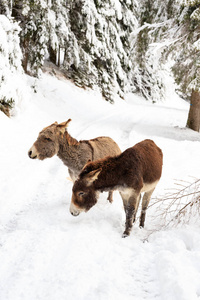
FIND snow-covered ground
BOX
[0,72,200,300]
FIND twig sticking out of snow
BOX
[150,178,200,228]
[142,178,200,242]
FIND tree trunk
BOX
[186,89,200,132]
[22,38,29,73]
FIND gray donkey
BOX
[28,119,121,202]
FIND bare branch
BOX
[144,178,200,241]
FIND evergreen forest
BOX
[1,0,200,130]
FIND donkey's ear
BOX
[85,168,102,186]
[58,119,72,128]
[57,119,72,133]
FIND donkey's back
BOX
[88,136,121,160]
[121,139,163,184]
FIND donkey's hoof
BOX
[122,232,129,238]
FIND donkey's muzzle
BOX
[28,150,37,159]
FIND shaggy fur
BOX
[70,139,163,237]
[28,119,121,201]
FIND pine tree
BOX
[18,0,49,75]
[169,0,200,131]
[131,0,180,102]
[63,0,138,102]
[0,15,24,116]
[48,0,70,66]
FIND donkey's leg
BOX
[134,193,141,223]
[107,191,113,203]
[139,188,155,228]
[120,191,140,237]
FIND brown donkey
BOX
[28,119,121,202]
[70,139,163,237]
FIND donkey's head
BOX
[70,167,102,216]
[28,119,71,160]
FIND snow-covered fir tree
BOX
[17,0,49,75]
[173,0,200,131]
[48,0,70,66]
[131,0,180,102]
[62,0,138,102]
[171,1,200,98]
[0,15,25,116]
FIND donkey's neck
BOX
[93,158,122,192]
[57,131,93,177]
[57,131,80,164]
[64,131,79,147]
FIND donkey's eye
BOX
[45,137,52,141]
[78,192,85,197]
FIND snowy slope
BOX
[0,72,200,300]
